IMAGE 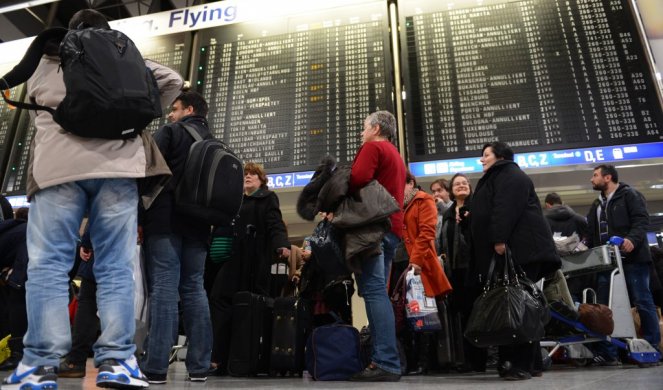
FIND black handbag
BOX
[464,247,546,348]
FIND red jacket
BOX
[349,141,405,237]
[403,190,452,297]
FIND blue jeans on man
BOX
[23,179,138,367]
[355,232,401,375]
[141,234,212,375]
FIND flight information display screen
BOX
[0,63,22,188]
[400,0,663,162]
[193,1,393,172]
[2,114,34,195]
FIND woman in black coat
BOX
[470,142,560,380]
[440,173,487,372]
[208,162,291,374]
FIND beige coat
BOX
[26,57,182,208]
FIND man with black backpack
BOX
[139,91,213,384]
[1,9,182,390]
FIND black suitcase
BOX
[436,300,465,368]
[269,296,311,375]
[228,291,274,376]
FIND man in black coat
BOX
[544,192,588,238]
[0,208,28,371]
[141,91,213,383]
[586,164,660,358]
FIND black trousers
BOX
[1,286,27,355]
[68,278,100,365]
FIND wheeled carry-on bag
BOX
[436,299,465,367]
[269,296,311,376]
[228,291,274,376]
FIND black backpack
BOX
[1,26,161,139]
[175,123,244,225]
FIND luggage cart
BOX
[541,238,660,368]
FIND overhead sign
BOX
[109,0,374,38]
[408,141,663,177]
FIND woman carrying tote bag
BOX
[469,142,560,381]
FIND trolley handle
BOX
[608,236,624,247]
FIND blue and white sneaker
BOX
[96,356,148,389]
[1,363,57,390]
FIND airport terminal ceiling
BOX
[0,0,662,236]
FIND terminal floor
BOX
[52,360,663,389]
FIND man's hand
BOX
[621,238,635,253]
[494,243,506,255]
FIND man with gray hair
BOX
[347,110,405,381]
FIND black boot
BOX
[408,333,430,375]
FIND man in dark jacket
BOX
[0,208,27,371]
[141,91,212,384]
[586,164,660,356]
[544,192,588,238]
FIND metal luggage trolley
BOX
[541,237,661,368]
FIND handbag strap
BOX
[391,265,411,300]
[503,246,521,285]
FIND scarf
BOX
[403,188,419,208]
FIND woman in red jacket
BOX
[401,170,452,373]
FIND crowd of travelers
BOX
[0,8,661,390]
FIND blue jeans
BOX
[596,262,661,357]
[23,179,138,367]
[142,234,211,374]
[355,232,401,375]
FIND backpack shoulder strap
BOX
[179,122,204,142]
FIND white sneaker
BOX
[96,356,148,388]
[1,363,57,390]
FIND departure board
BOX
[0,62,22,188]
[400,0,663,161]
[193,1,393,172]
[1,33,191,195]
[2,113,33,195]
[133,33,192,133]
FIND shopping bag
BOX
[405,269,442,332]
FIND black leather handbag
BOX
[464,247,547,348]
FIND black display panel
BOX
[193,1,393,172]
[0,62,23,189]
[400,0,663,161]
[133,33,192,133]
[1,33,191,195]
[2,113,33,195]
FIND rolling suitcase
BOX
[436,300,465,368]
[269,296,311,375]
[228,291,274,376]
